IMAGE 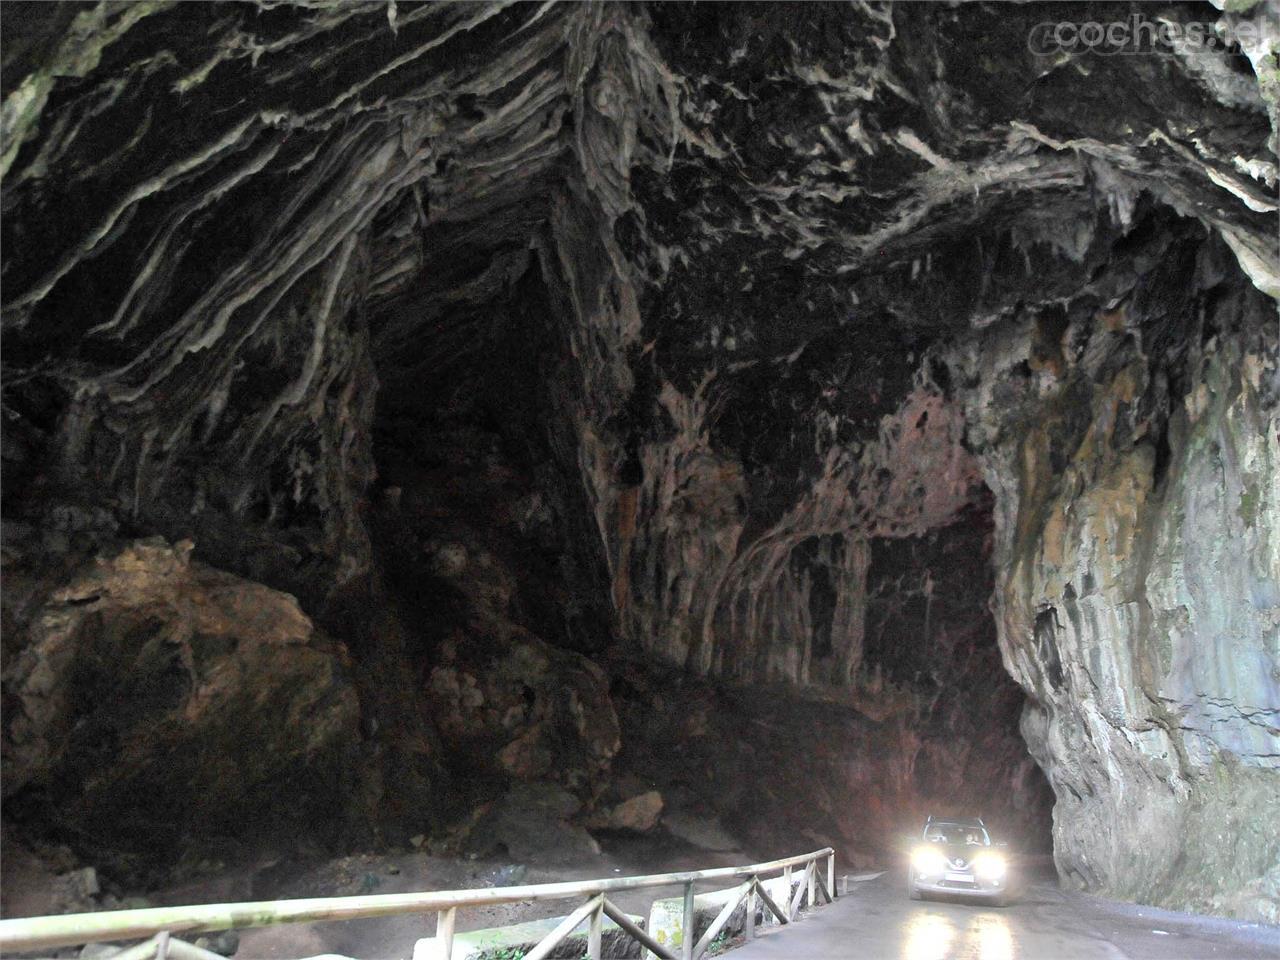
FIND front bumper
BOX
[912,874,1007,898]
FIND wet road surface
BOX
[729,869,1280,960]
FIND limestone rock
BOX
[466,783,601,863]
[428,634,620,792]
[1,538,362,864]
[608,790,664,833]
[949,228,1280,920]
[589,790,664,834]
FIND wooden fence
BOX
[0,847,837,960]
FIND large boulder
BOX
[465,783,601,863]
[428,631,620,793]
[2,538,362,867]
[600,791,665,833]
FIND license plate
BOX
[945,872,973,883]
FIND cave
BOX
[2,0,1278,942]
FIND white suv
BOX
[907,816,1012,905]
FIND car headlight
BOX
[911,846,947,875]
[973,852,1007,880]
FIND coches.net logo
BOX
[1027,13,1267,57]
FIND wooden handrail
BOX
[0,848,836,953]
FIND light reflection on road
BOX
[976,914,1014,960]
[903,911,1015,960]
[904,914,954,960]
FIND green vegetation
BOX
[477,947,526,960]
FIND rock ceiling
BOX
[4,0,1275,649]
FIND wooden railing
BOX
[0,847,837,960]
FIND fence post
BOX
[827,853,836,900]
[745,879,756,940]
[588,900,603,960]
[436,907,456,960]
[807,860,816,909]
[681,881,695,960]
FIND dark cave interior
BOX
[1,0,1277,927]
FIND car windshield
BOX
[924,823,990,845]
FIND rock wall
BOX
[951,225,1280,920]
[1,536,362,880]
[611,501,1054,864]
[592,373,984,686]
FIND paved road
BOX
[729,869,1280,960]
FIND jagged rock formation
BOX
[1,536,361,880]
[2,0,1277,920]
[949,219,1280,920]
